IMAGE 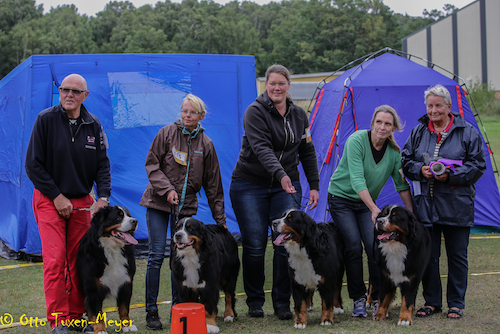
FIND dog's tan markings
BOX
[366,283,374,307]
[103,223,122,235]
[118,304,130,322]
[190,235,202,252]
[93,314,106,333]
[281,224,301,243]
[306,290,314,310]
[373,292,394,321]
[295,300,308,328]
[333,290,342,310]
[223,293,235,319]
[318,276,325,284]
[205,311,217,326]
[321,299,333,325]
[96,278,104,287]
[398,296,413,325]
[392,224,405,234]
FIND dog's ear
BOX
[92,206,112,237]
[299,211,316,242]
[406,208,419,239]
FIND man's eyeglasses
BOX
[180,109,202,115]
[59,87,87,96]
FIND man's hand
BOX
[53,194,73,219]
[93,198,109,213]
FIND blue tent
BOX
[0,53,256,256]
[300,51,500,228]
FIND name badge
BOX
[173,146,187,166]
[305,127,311,143]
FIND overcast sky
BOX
[36,0,475,17]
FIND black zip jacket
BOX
[25,103,111,200]
[233,91,319,190]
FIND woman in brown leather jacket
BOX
[140,94,226,330]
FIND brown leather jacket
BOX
[140,120,226,225]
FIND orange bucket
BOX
[170,302,207,334]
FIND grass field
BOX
[1,117,499,334]
[1,235,500,334]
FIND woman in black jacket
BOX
[230,64,319,320]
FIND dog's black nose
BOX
[271,219,279,229]
[174,232,182,242]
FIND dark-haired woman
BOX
[230,64,319,320]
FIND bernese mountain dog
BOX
[373,205,431,326]
[171,217,240,334]
[272,209,344,329]
[77,206,138,334]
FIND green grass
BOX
[1,235,500,333]
[1,116,499,333]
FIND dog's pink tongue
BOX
[112,230,138,245]
[122,232,138,245]
[274,234,286,246]
[378,232,391,240]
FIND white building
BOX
[402,0,500,90]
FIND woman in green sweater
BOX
[328,105,412,318]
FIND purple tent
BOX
[300,51,500,229]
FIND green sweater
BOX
[328,130,409,202]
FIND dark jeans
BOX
[145,208,186,311]
[328,194,379,301]
[421,224,470,310]
[230,176,301,310]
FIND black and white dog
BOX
[373,205,431,325]
[171,217,240,334]
[272,209,344,329]
[77,206,138,334]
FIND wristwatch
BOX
[99,197,110,204]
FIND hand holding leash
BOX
[167,190,179,205]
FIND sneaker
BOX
[146,310,163,330]
[248,305,264,317]
[67,320,93,333]
[52,324,71,334]
[352,298,367,317]
[274,307,293,320]
[373,300,379,314]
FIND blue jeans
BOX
[421,224,470,310]
[145,208,186,311]
[230,176,302,310]
[328,194,379,301]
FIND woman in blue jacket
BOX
[402,84,486,319]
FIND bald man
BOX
[25,74,111,334]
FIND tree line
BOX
[0,0,456,79]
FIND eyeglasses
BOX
[59,87,87,96]
[180,109,202,115]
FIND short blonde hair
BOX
[183,94,206,114]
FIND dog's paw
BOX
[397,319,411,326]
[122,324,138,332]
[333,306,344,315]
[294,323,306,329]
[223,315,234,323]
[320,320,333,326]
[95,331,107,334]
[207,324,220,333]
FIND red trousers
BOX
[33,189,93,328]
